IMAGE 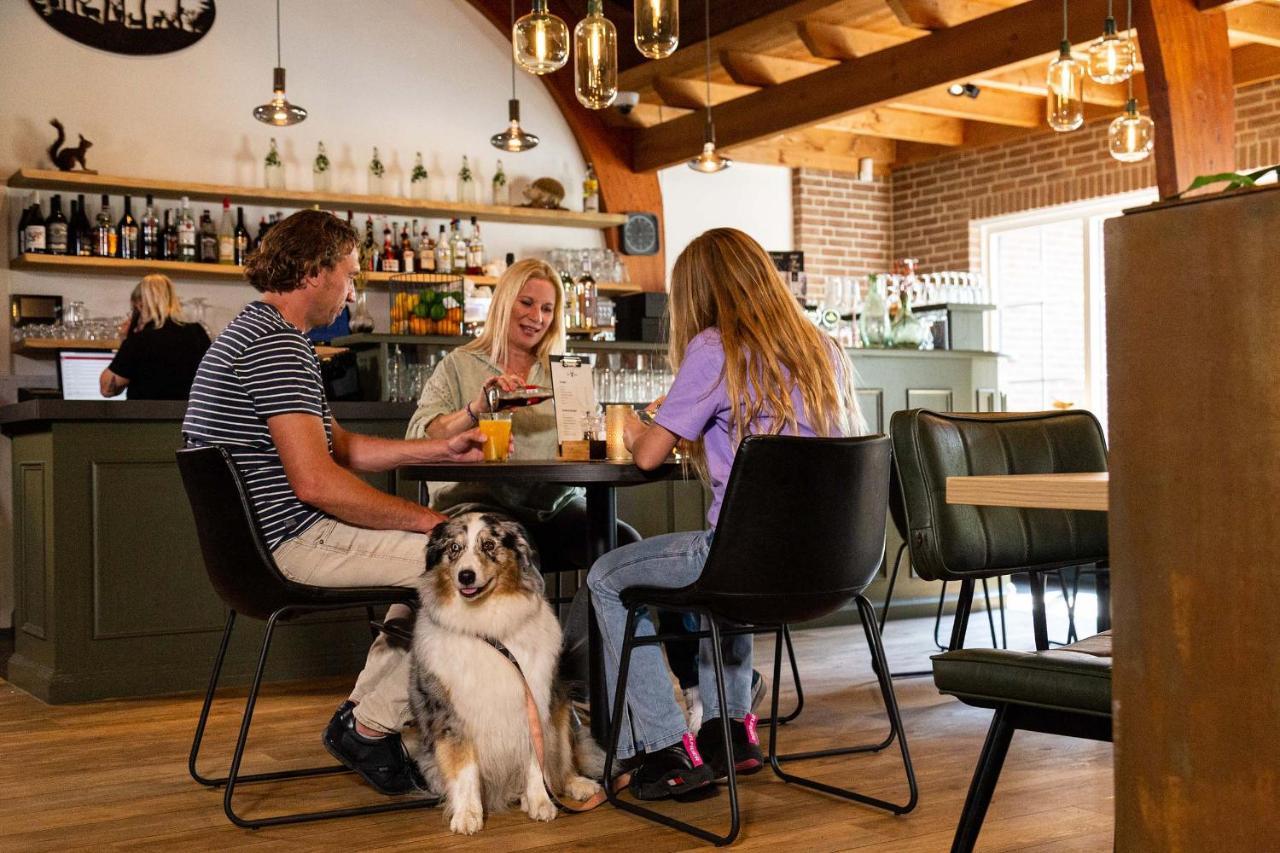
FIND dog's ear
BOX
[424,520,455,573]
[488,516,544,595]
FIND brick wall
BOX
[792,169,891,300]
[791,77,1280,276]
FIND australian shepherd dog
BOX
[409,512,603,835]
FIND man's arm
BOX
[99,367,129,398]
[330,416,485,473]
[271,413,471,534]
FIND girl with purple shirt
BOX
[587,228,861,801]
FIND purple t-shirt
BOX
[654,328,829,528]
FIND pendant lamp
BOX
[513,0,570,75]
[688,0,730,173]
[575,0,618,109]
[493,0,540,151]
[1107,0,1153,162]
[634,0,678,59]
[252,0,307,126]
[1046,0,1084,132]
[1086,0,1136,85]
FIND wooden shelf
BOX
[14,337,120,354]
[6,168,626,229]
[9,254,499,286]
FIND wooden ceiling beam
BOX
[725,129,896,173]
[891,85,1043,127]
[719,50,835,87]
[1196,0,1255,10]
[616,0,851,94]
[795,20,926,60]
[1225,4,1280,48]
[652,77,759,110]
[971,65,1130,107]
[821,108,965,145]
[599,102,693,129]
[633,0,1113,171]
[885,0,1021,30]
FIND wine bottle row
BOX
[362,215,493,276]
[17,192,258,266]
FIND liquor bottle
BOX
[65,197,79,255]
[410,152,429,200]
[178,197,197,262]
[466,217,485,275]
[435,224,451,273]
[117,196,139,259]
[492,160,509,206]
[73,194,93,256]
[198,209,218,263]
[418,222,434,272]
[160,210,178,260]
[217,198,235,264]
[450,219,467,274]
[400,223,415,273]
[139,194,160,259]
[382,223,399,273]
[583,162,600,213]
[234,207,251,265]
[255,216,269,250]
[577,254,596,330]
[362,217,377,271]
[16,195,31,254]
[93,195,114,257]
[46,194,69,255]
[24,193,47,254]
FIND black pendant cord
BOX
[1126,0,1134,102]
[1063,0,1068,42]
[510,0,518,100]
[275,0,282,69]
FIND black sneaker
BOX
[696,715,765,782]
[322,701,424,796]
[627,734,717,801]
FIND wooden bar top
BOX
[945,472,1109,512]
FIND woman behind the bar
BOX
[587,227,862,801]
[99,274,211,400]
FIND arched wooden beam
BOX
[463,0,666,291]
[1134,0,1236,197]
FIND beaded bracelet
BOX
[465,401,480,424]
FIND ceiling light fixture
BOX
[252,0,307,126]
[1046,0,1084,132]
[575,0,618,109]
[634,0,678,59]
[513,0,570,75]
[492,0,540,152]
[688,0,730,173]
[1086,0,1136,85]
[1107,0,1152,162]
[948,82,981,99]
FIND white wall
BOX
[659,160,793,279]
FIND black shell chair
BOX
[177,446,436,828]
[602,435,918,845]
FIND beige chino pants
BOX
[272,518,428,734]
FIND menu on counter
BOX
[549,353,597,445]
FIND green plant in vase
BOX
[410,151,429,200]
[368,147,385,195]
[313,141,331,192]
[492,159,509,205]
[264,137,284,189]
[457,156,476,203]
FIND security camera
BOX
[615,91,640,115]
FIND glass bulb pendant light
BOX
[514,0,570,75]
[1086,14,1136,85]
[575,0,618,109]
[493,0,539,151]
[1108,98,1154,162]
[635,0,678,59]
[1046,1,1084,132]
[688,0,729,173]
[253,0,307,126]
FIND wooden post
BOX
[464,0,666,291]
[1133,0,1236,197]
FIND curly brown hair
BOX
[242,210,357,293]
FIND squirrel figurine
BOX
[48,119,94,173]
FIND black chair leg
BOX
[766,596,918,815]
[604,607,739,846]
[875,544,932,680]
[951,705,1016,853]
[209,606,436,828]
[759,625,804,726]
[1095,564,1111,632]
[932,581,950,651]
[1028,572,1050,651]
[948,579,975,651]
[981,579,999,648]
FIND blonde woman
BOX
[100,274,211,399]
[407,257,641,597]
[587,228,861,801]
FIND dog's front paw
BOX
[448,801,484,835]
[523,790,558,823]
[565,775,602,802]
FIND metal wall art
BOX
[30,0,216,56]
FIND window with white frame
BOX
[981,191,1155,432]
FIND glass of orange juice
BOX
[478,412,513,462]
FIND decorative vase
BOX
[313,141,331,192]
[410,151,429,200]
[264,138,285,190]
[368,147,385,196]
[860,274,891,348]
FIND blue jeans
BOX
[587,530,753,759]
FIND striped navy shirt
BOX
[183,301,332,550]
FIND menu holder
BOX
[549,353,597,450]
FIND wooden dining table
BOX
[945,471,1110,512]
[397,458,681,745]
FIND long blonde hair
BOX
[132,274,187,329]
[462,258,565,367]
[668,228,861,476]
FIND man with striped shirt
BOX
[183,210,485,796]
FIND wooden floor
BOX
[0,609,1112,852]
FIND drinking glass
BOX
[478,412,513,461]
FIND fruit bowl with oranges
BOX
[389,273,467,337]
